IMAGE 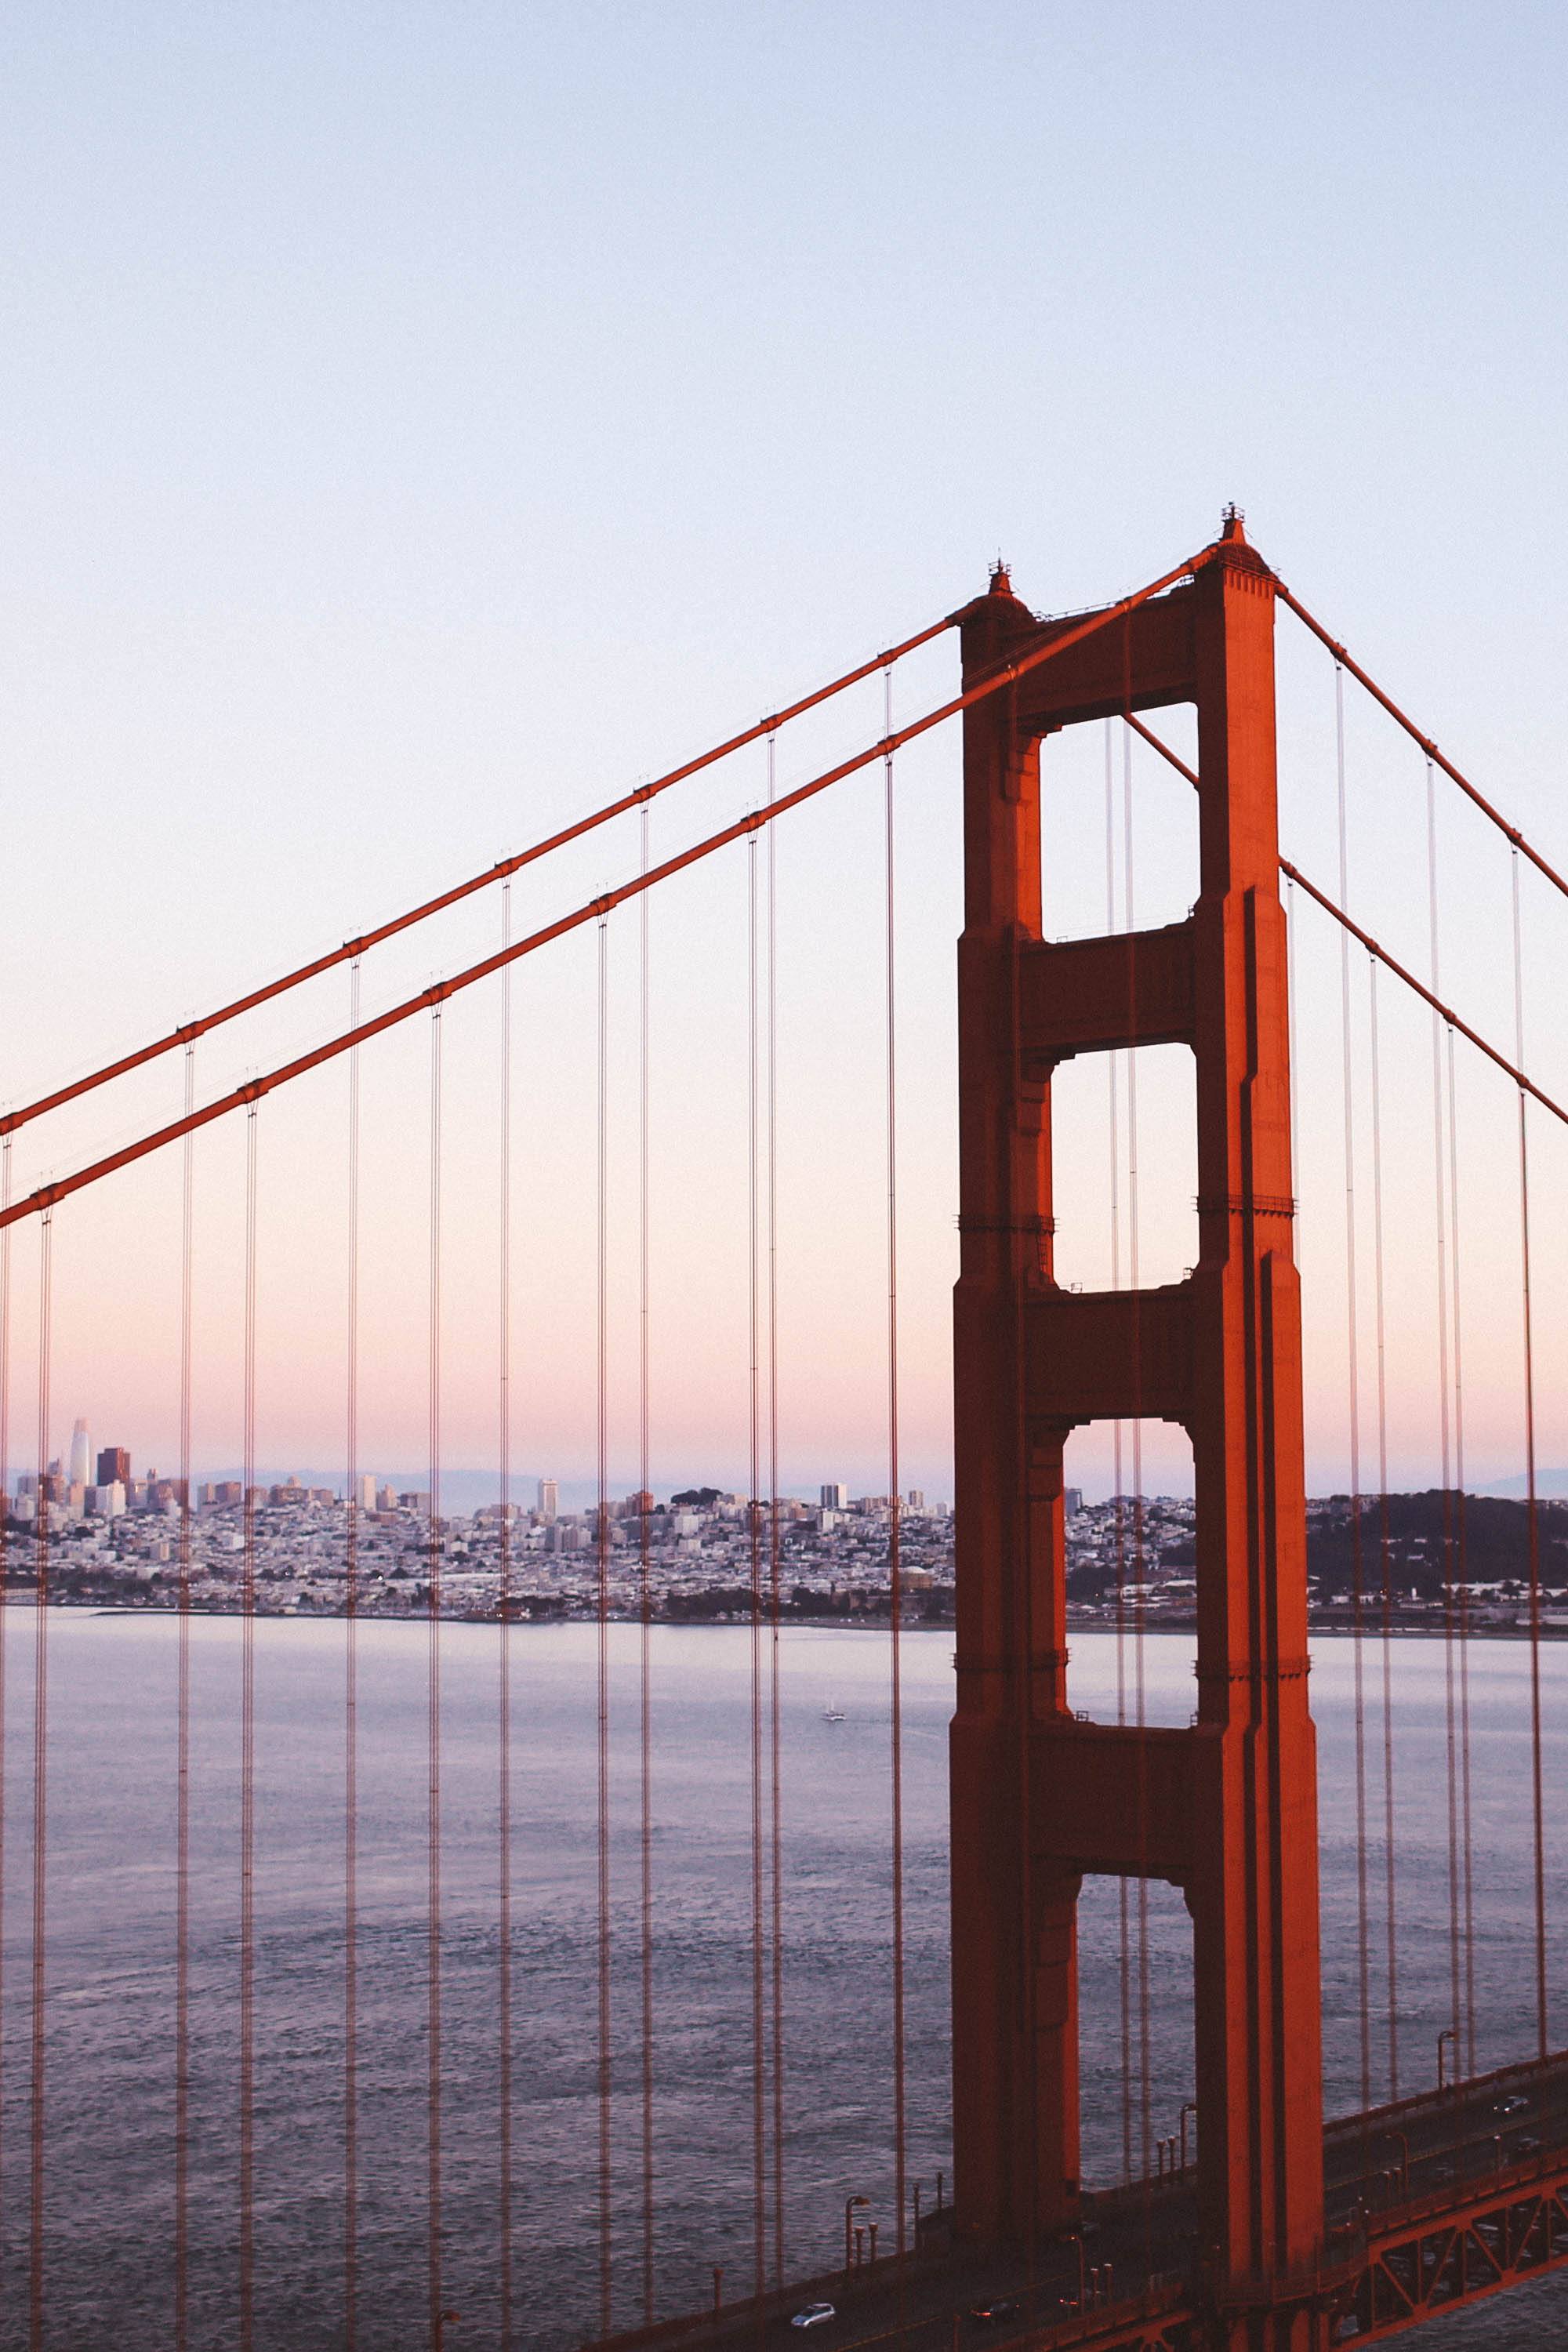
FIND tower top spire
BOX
[987,557,1014,597]
[1220,503,1247,543]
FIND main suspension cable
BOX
[1277,586,1568,904]
[1123,712,1568,1134]
[0,551,1214,1239]
[0,618,960,1147]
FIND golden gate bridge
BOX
[2,510,1567,2350]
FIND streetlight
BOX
[1438,2027,1457,2092]
[844,2195,869,2273]
[1179,2101,1197,2175]
[912,2179,924,2246]
[1383,2130,1410,2201]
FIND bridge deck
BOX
[586,2053,1568,2350]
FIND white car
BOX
[791,2304,836,2330]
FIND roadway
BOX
[596,2053,1568,2352]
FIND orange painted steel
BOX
[1276,862,1568,1128]
[0,614,956,1143]
[0,553,1210,1235]
[1113,717,1568,1133]
[949,518,1327,2348]
[1275,586,1568,902]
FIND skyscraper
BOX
[537,1477,558,1523]
[97,1446,131,1489]
[69,1419,93,1489]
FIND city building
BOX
[68,1420,93,1489]
[538,1478,558,1523]
[97,1445,130,1490]
[820,1483,848,1510]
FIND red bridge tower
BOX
[949,515,1326,2347]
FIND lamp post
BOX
[1438,2027,1457,2092]
[1179,2101,1197,2175]
[912,2180,923,2245]
[1384,2130,1410,2201]
[844,2196,869,2273]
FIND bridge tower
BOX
[949,514,1327,2346]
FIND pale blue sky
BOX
[2,5,1565,1494]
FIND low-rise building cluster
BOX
[4,1425,1566,1632]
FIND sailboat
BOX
[822,1696,847,1723]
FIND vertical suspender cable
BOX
[427,1007,445,2346]
[498,893,515,2350]
[1105,720,1131,2185]
[240,1107,258,2352]
[0,1138,9,2237]
[747,830,767,2303]
[345,963,361,2351]
[637,816,655,2326]
[1286,879,1301,1211]
[1425,768,1465,2068]
[176,1045,196,2352]
[1122,720,1151,2183]
[596,916,613,2339]
[1335,664,1372,2111]
[28,1210,53,2352]
[884,670,908,2265]
[1510,851,1548,2061]
[766,734,786,2288]
[1367,962,1399,2098]
[1446,1025,1476,2071]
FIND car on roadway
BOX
[1514,2134,1543,2155]
[790,2304,836,2331]
[969,2300,1020,2324]
[1493,2094,1530,2116]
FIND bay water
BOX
[0,1613,1563,2349]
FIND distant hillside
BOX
[1483,1470,1568,1500]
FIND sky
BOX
[2,2,1566,1501]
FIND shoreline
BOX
[13,1598,1566,1643]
